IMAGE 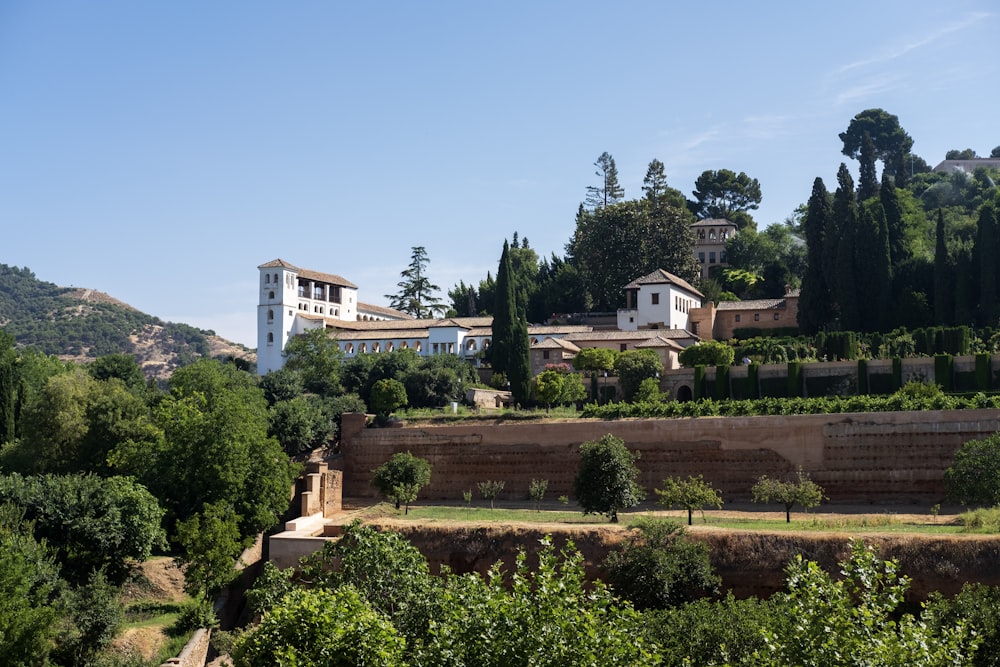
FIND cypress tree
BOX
[492,240,531,405]
[933,209,953,325]
[832,164,860,331]
[854,202,891,332]
[879,173,907,266]
[798,178,833,334]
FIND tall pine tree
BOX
[976,200,1000,327]
[857,132,880,202]
[879,173,907,267]
[855,202,892,332]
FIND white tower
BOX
[257,259,300,375]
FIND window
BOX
[543,350,550,359]
[651,292,659,305]
[267,332,274,345]
[735,314,741,322]
[620,344,627,351]
[709,252,716,263]
[720,251,727,263]
[774,313,780,320]
[698,252,705,263]
[267,309,274,322]
[268,291,275,300]
[709,229,717,240]
[265,274,270,284]
[754,313,760,321]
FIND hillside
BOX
[0,263,255,379]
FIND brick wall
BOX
[341,409,1000,504]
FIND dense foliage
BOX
[573,434,645,522]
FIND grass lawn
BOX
[355,502,976,535]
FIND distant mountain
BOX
[0,263,255,378]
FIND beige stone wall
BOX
[341,409,1000,504]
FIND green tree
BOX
[232,586,406,667]
[574,434,644,523]
[491,240,531,406]
[0,473,166,583]
[832,163,861,331]
[0,331,16,447]
[282,326,343,395]
[385,246,445,318]
[602,517,720,610]
[413,537,661,666]
[175,501,244,598]
[691,168,762,230]
[933,208,953,325]
[855,201,892,332]
[86,353,146,393]
[371,452,432,513]
[756,540,977,666]
[798,178,833,335]
[585,151,625,209]
[858,131,880,201]
[477,479,505,509]
[532,369,565,412]
[267,394,330,456]
[840,108,915,185]
[614,349,662,402]
[655,474,723,525]
[678,340,735,368]
[925,583,1000,667]
[572,347,617,401]
[944,432,1000,506]
[0,503,60,665]
[114,359,297,541]
[751,468,825,522]
[528,478,547,511]
[880,172,908,266]
[370,378,408,422]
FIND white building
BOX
[617,269,704,332]
[257,259,701,376]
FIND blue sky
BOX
[1,2,997,347]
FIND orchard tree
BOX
[655,475,723,526]
[574,434,645,522]
[602,518,720,609]
[752,469,825,522]
[386,246,446,319]
[371,452,431,513]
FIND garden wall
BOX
[340,409,1000,505]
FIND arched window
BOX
[267,332,274,345]
[387,342,395,352]
[415,342,422,352]
[372,342,381,352]
[265,274,271,284]
[269,291,275,300]
[267,309,274,322]
[345,343,354,354]
[273,273,278,283]
[709,229,717,240]
[359,343,367,353]
[400,341,409,349]
[466,339,478,351]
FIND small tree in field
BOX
[371,452,431,513]
[528,478,548,511]
[478,480,505,509]
[655,475,723,525]
[573,434,645,523]
[752,468,825,522]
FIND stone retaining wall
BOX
[340,409,1000,504]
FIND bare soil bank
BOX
[356,506,1000,601]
